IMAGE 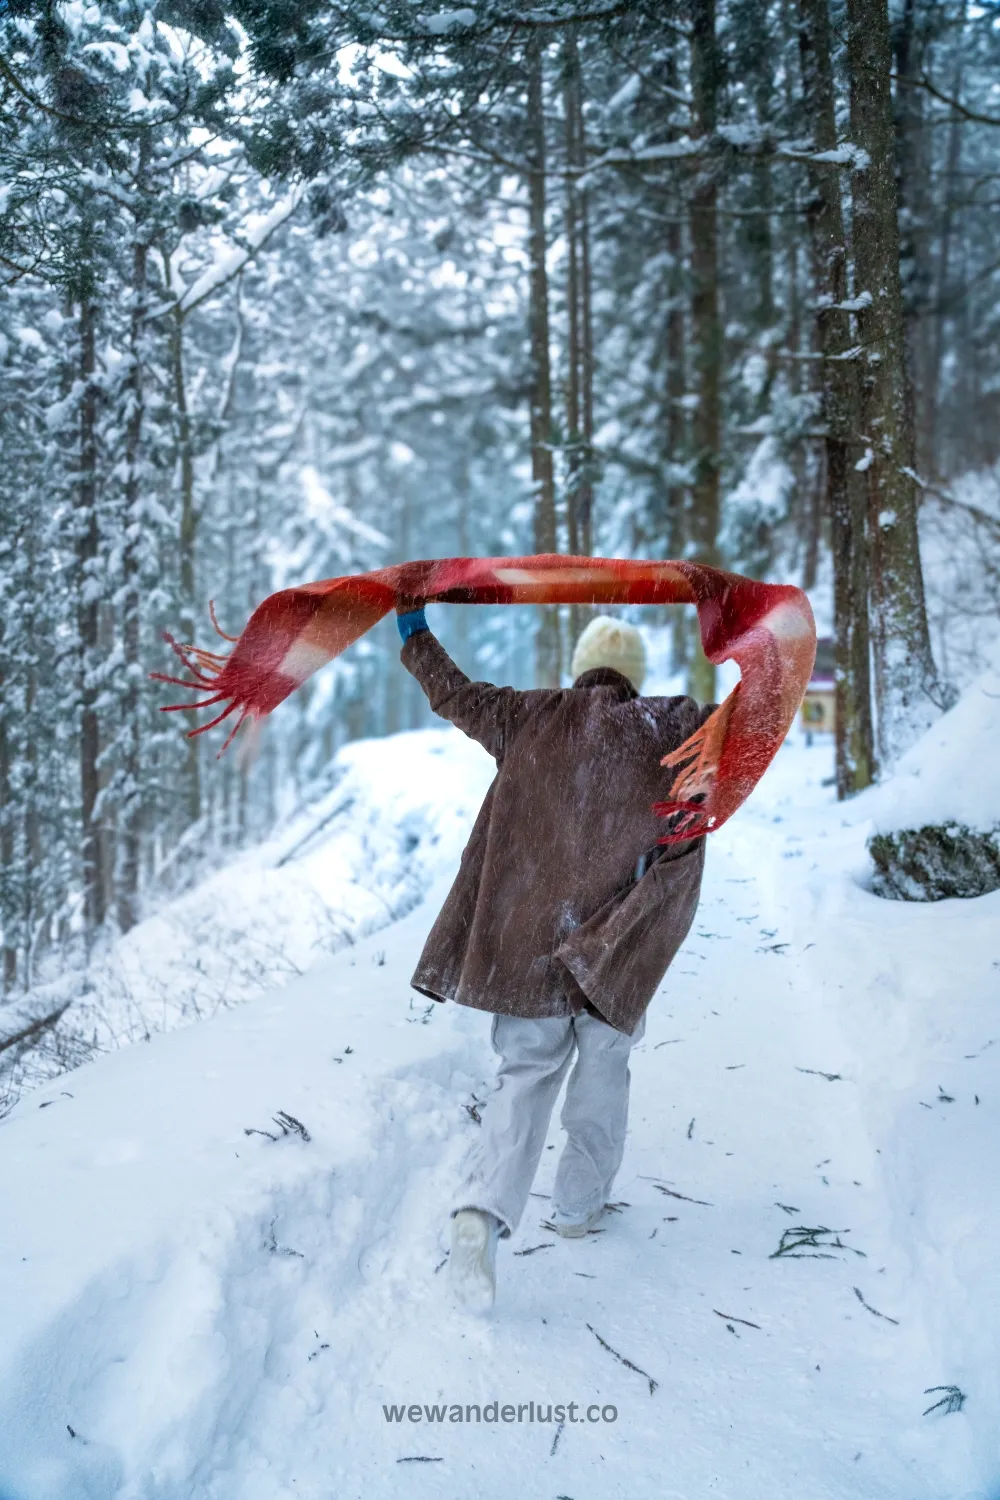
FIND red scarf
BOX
[154,555,815,842]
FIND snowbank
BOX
[857,650,1000,836]
[1,729,495,1111]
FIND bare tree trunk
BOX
[77,296,106,933]
[170,305,201,827]
[665,214,687,556]
[687,0,723,702]
[0,665,16,991]
[928,3,966,477]
[745,0,778,407]
[562,27,595,568]
[116,172,149,934]
[785,230,822,590]
[893,0,935,481]
[579,163,595,558]
[563,39,581,561]
[653,46,688,569]
[847,0,942,766]
[563,28,595,654]
[527,40,561,686]
[797,0,874,796]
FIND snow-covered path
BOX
[1,736,997,1500]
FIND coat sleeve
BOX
[401,629,550,762]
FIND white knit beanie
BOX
[570,616,647,692]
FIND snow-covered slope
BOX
[1,729,495,1108]
[854,648,1000,835]
[0,726,997,1500]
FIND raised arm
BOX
[398,608,547,762]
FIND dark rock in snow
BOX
[868,822,1000,901]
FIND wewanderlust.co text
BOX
[383,1401,617,1424]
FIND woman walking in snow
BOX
[396,603,714,1312]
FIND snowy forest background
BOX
[2,0,1000,1005]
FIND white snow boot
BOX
[549,1203,606,1238]
[449,1209,501,1313]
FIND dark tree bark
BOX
[892,0,936,481]
[578,150,595,559]
[797,0,874,796]
[0,665,15,991]
[563,34,582,559]
[77,295,106,933]
[169,303,202,827]
[527,39,561,686]
[562,28,595,648]
[740,0,778,397]
[664,215,687,553]
[846,0,942,766]
[928,4,966,477]
[687,0,723,702]
[116,153,149,933]
[653,45,688,567]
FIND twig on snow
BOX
[853,1287,899,1325]
[514,1243,553,1256]
[922,1385,965,1417]
[541,1220,604,1234]
[550,1419,565,1455]
[651,1183,713,1206]
[245,1109,311,1143]
[796,1067,843,1081]
[713,1309,761,1329]
[587,1323,658,1394]
[265,1217,304,1258]
[770,1225,865,1259]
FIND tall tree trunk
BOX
[928,3,965,477]
[687,0,723,702]
[665,213,687,556]
[797,0,874,795]
[579,163,595,558]
[527,40,561,686]
[77,296,106,933]
[563,38,581,561]
[563,28,595,651]
[656,46,688,567]
[846,0,941,766]
[0,664,16,991]
[744,0,778,408]
[562,27,594,567]
[116,173,149,933]
[893,0,935,480]
[170,305,201,828]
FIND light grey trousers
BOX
[455,1009,646,1237]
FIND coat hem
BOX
[409,971,572,1019]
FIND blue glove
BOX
[397,606,429,643]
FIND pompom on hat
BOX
[570,615,647,692]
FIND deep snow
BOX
[855,645,1000,834]
[0,729,496,1108]
[1,718,998,1500]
